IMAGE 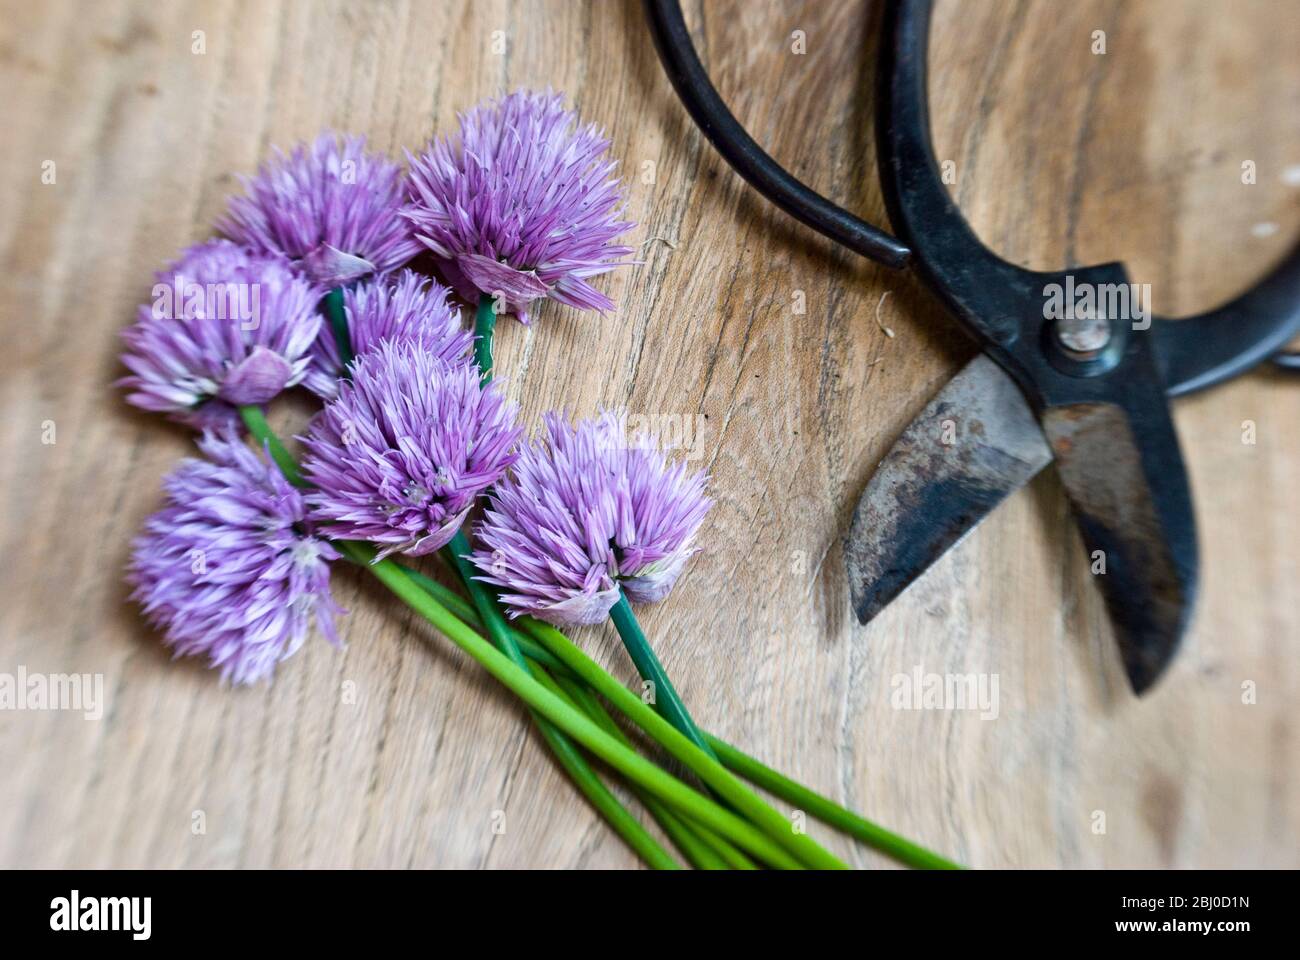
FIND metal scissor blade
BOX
[846,354,1052,624]
[1040,400,1198,693]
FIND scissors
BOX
[646,0,1300,693]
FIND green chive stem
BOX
[609,590,716,760]
[337,540,805,868]
[324,287,353,369]
[442,531,679,869]
[510,616,848,869]
[239,405,306,487]
[473,296,497,382]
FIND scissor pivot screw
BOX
[1054,312,1112,358]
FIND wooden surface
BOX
[1,0,1298,869]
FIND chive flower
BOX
[404,90,635,323]
[303,269,474,398]
[301,340,523,559]
[128,430,343,685]
[470,411,712,626]
[119,239,320,429]
[220,133,421,287]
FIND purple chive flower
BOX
[404,90,635,323]
[302,269,473,399]
[301,340,523,559]
[470,411,712,626]
[119,239,321,430]
[128,430,343,685]
[220,133,421,287]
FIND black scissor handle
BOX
[647,0,1300,393]
[1152,247,1300,396]
[874,0,1300,396]
[643,0,911,269]
[1276,351,1300,370]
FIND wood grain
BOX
[1,0,1297,868]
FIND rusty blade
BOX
[846,354,1052,624]
[1040,400,1197,694]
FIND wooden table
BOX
[1,0,1297,868]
